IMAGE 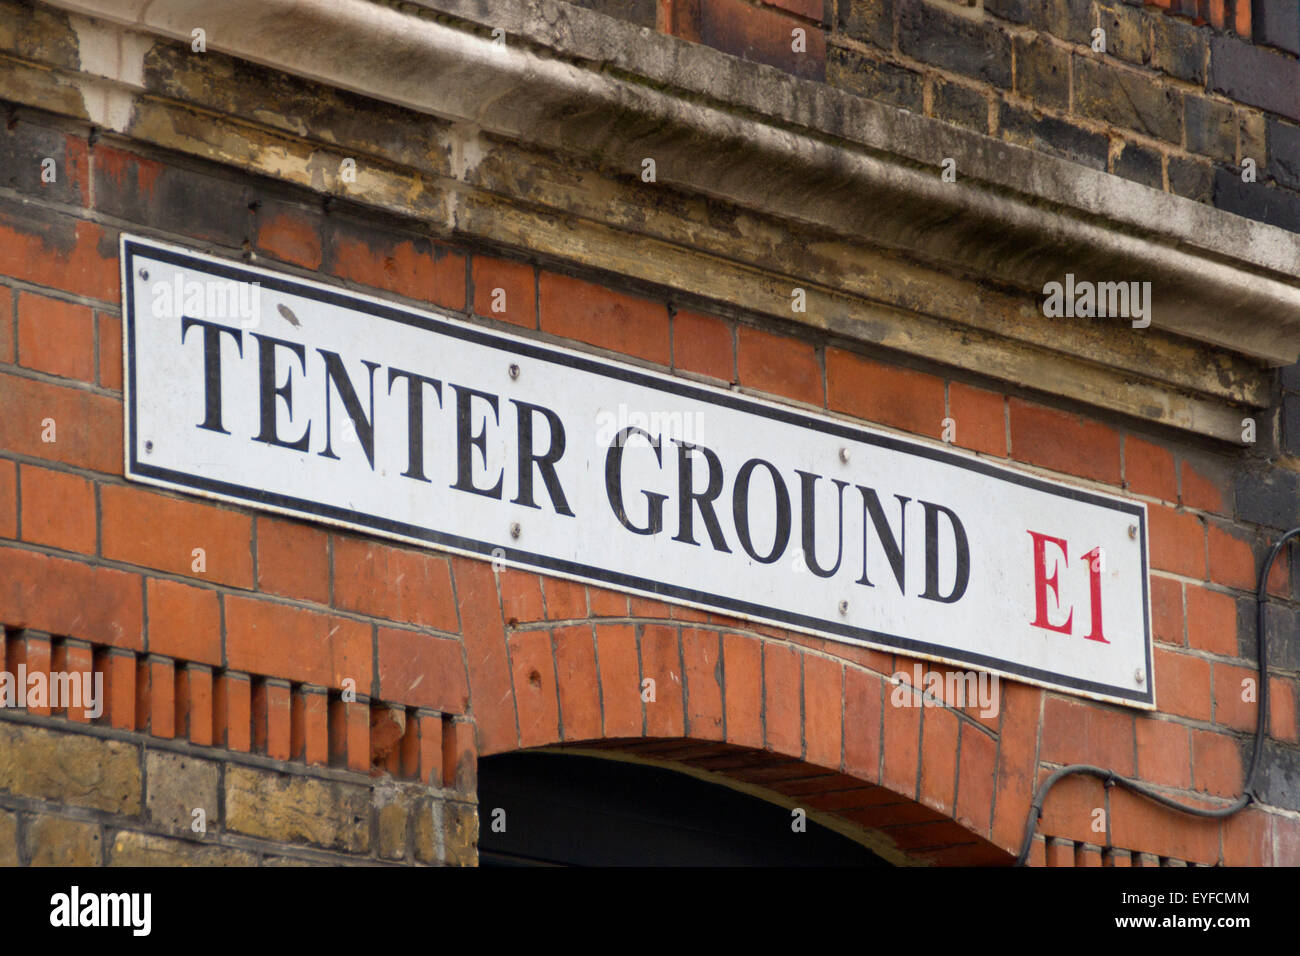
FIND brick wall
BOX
[571,0,1300,235]
[0,96,1298,863]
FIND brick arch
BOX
[468,564,1014,866]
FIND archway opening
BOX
[477,751,893,866]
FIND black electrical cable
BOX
[1013,525,1300,866]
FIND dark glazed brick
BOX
[1074,55,1182,144]
[1213,168,1300,233]
[985,0,1094,44]
[1210,35,1300,124]
[1185,96,1238,165]
[838,0,894,49]
[0,122,84,207]
[94,150,252,246]
[827,45,923,111]
[1235,468,1300,530]
[1113,140,1164,189]
[1254,0,1300,56]
[1268,119,1300,191]
[998,101,1109,170]
[1168,155,1214,202]
[573,0,657,27]
[898,0,1012,87]
[1151,11,1207,84]
[1283,362,1300,392]
[1285,394,1300,458]
[1096,2,1152,65]
[1014,34,1070,112]
[932,78,989,132]
[1256,742,1300,812]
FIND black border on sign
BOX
[121,236,1155,707]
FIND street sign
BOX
[122,235,1154,707]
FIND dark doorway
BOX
[477,751,891,866]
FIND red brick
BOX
[181,664,213,746]
[398,709,439,783]
[1045,838,1075,867]
[1204,0,1226,30]
[681,627,723,741]
[329,697,370,772]
[254,208,322,269]
[763,0,822,19]
[538,272,670,365]
[61,641,95,722]
[500,569,545,625]
[699,0,827,79]
[472,255,535,329]
[1124,435,1177,501]
[0,460,13,540]
[330,226,464,311]
[1185,585,1238,656]
[543,576,588,620]
[1206,522,1255,590]
[101,484,254,587]
[442,716,476,791]
[843,667,882,783]
[146,577,222,667]
[1278,815,1300,866]
[763,641,802,756]
[673,308,734,381]
[723,632,763,749]
[0,546,142,649]
[588,585,628,618]
[918,706,959,815]
[0,372,122,473]
[507,628,559,748]
[146,657,175,738]
[1038,771,1106,845]
[1009,399,1122,485]
[1150,575,1183,646]
[14,633,51,716]
[1213,661,1257,732]
[292,688,330,766]
[1042,696,1136,775]
[641,624,685,738]
[0,217,117,302]
[1190,728,1242,797]
[1147,504,1205,579]
[1180,460,1225,513]
[16,292,94,382]
[18,464,94,553]
[1135,716,1191,788]
[256,516,330,605]
[1271,677,1298,742]
[225,595,371,692]
[1234,0,1250,36]
[881,689,921,799]
[215,672,252,751]
[803,654,842,770]
[540,625,597,744]
[990,681,1043,851]
[0,285,12,362]
[827,349,946,439]
[955,723,996,835]
[1154,647,1212,721]
[95,648,136,730]
[1222,807,1272,866]
[253,679,292,760]
[377,626,468,712]
[629,595,673,618]
[332,536,457,631]
[97,312,121,390]
[451,555,517,755]
[1075,844,1103,866]
[947,382,1005,456]
[737,326,821,406]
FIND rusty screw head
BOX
[509,522,521,539]
[508,363,520,380]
